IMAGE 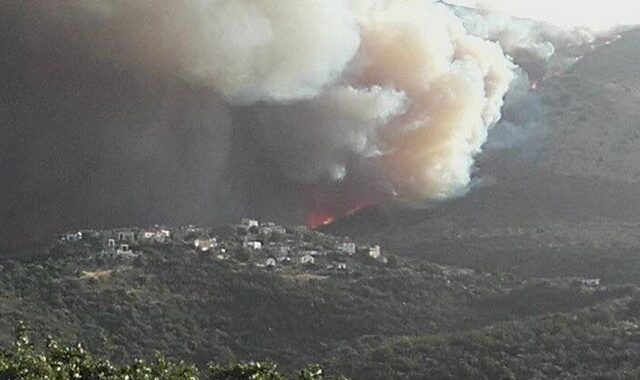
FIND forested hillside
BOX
[1,225,639,378]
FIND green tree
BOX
[1,324,348,380]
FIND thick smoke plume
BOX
[68,0,514,200]
[2,0,631,243]
[444,1,637,153]
[447,0,640,31]
[448,1,637,83]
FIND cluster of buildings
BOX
[229,218,386,271]
[182,218,387,272]
[59,226,172,259]
[57,219,388,273]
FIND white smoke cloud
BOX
[453,9,598,82]
[186,0,361,103]
[446,0,640,31]
[17,0,519,212]
[353,0,515,198]
[438,1,640,162]
[445,0,639,84]
[58,0,361,104]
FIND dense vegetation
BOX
[0,241,521,368]
[332,299,640,379]
[0,322,344,379]
[1,233,639,378]
[325,206,640,286]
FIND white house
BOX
[337,262,348,270]
[581,278,601,287]
[62,232,83,242]
[338,242,356,255]
[368,245,381,259]
[240,218,259,228]
[300,254,315,265]
[142,229,170,243]
[265,258,277,267]
[117,244,130,252]
[243,241,263,250]
[194,239,208,251]
[277,256,292,264]
[118,231,138,243]
[194,238,217,252]
[114,244,139,259]
[259,223,287,235]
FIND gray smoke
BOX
[450,5,619,83]
[2,0,632,247]
[446,3,632,153]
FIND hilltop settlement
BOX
[57,218,389,276]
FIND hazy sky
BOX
[447,0,640,30]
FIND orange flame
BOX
[300,181,387,229]
[307,213,336,229]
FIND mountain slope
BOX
[1,226,634,378]
[325,28,640,282]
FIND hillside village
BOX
[57,219,390,275]
[53,219,613,289]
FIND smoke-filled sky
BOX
[447,0,640,31]
[1,0,637,246]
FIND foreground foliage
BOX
[0,323,346,380]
